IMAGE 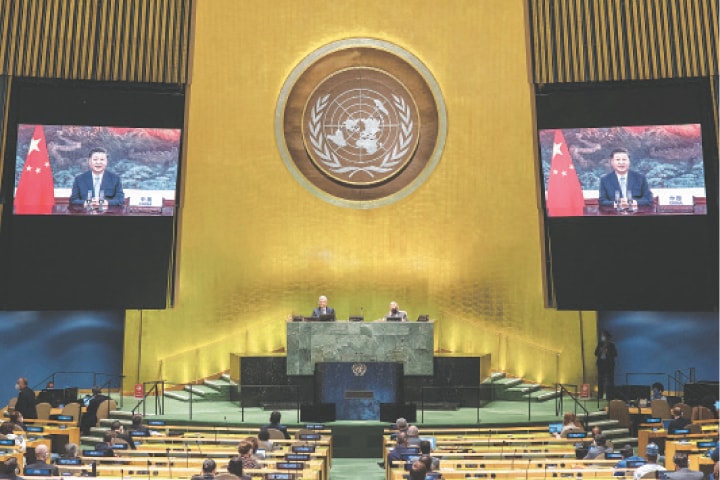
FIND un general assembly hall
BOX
[0,1,717,479]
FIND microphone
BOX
[118,467,121,480]
[183,442,189,468]
[166,448,173,479]
[196,439,203,455]
[360,307,364,319]
[147,460,151,480]
[510,449,517,469]
[525,458,531,480]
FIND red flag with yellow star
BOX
[546,129,584,216]
[14,125,55,214]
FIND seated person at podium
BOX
[598,148,653,208]
[311,295,336,321]
[667,406,691,433]
[386,301,408,321]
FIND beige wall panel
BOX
[124,0,597,392]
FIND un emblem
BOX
[277,38,446,208]
[304,68,419,185]
[352,363,368,376]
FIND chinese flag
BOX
[14,125,55,214]
[546,129,584,217]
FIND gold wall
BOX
[123,0,598,391]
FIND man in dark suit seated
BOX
[69,147,125,208]
[311,295,336,320]
[387,432,416,464]
[667,406,691,433]
[262,411,290,439]
[24,444,59,476]
[94,431,116,457]
[0,457,20,480]
[191,459,216,480]
[665,453,703,480]
[598,148,653,208]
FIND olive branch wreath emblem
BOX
[308,93,414,179]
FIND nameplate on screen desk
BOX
[605,452,622,459]
[644,417,662,423]
[148,420,165,426]
[50,414,73,421]
[130,430,149,436]
[698,441,717,448]
[265,474,294,480]
[0,439,14,446]
[304,424,324,430]
[112,443,128,449]
[298,433,320,441]
[671,429,690,435]
[567,432,587,438]
[275,462,303,470]
[57,458,83,465]
[26,426,44,433]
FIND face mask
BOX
[600,336,606,342]
[15,384,20,391]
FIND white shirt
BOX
[633,463,666,480]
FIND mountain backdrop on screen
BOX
[539,124,706,216]
[14,124,181,215]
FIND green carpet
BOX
[330,458,385,480]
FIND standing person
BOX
[80,386,110,434]
[69,147,125,207]
[595,330,617,400]
[14,377,37,420]
[311,295,336,320]
[598,148,653,207]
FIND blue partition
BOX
[315,362,403,420]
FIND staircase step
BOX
[494,377,524,388]
[532,390,561,402]
[110,410,133,418]
[588,419,619,429]
[610,437,638,446]
[164,390,193,402]
[220,373,233,382]
[603,427,630,437]
[203,378,236,394]
[577,410,609,420]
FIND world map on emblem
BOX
[303,68,420,185]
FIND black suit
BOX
[15,386,37,419]
[311,306,336,320]
[80,394,110,434]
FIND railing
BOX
[235,385,301,423]
[555,383,590,429]
[419,385,493,424]
[132,380,165,416]
[624,368,696,398]
[33,370,125,408]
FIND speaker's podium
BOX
[315,362,403,420]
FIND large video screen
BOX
[539,124,706,217]
[14,124,180,215]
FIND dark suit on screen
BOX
[311,306,336,320]
[598,170,653,206]
[70,171,125,206]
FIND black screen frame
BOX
[535,77,718,311]
[0,77,185,310]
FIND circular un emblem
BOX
[352,363,367,376]
[276,38,447,208]
[303,68,420,185]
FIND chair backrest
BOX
[215,473,240,480]
[608,399,632,428]
[61,403,81,425]
[35,402,52,420]
[95,399,117,426]
[7,398,17,412]
[687,423,702,434]
[639,469,663,479]
[691,405,713,421]
[675,402,693,420]
[266,428,285,440]
[651,399,672,419]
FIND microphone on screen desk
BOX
[166,448,173,479]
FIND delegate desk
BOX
[286,320,434,376]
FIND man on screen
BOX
[70,147,125,207]
[598,148,653,207]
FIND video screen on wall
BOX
[539,124,706,217]
[13,124,180,216]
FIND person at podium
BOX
[69,147,125,208]
[385,301,408,321]
[311,295,336,320]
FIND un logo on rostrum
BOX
[277,38,446,208]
